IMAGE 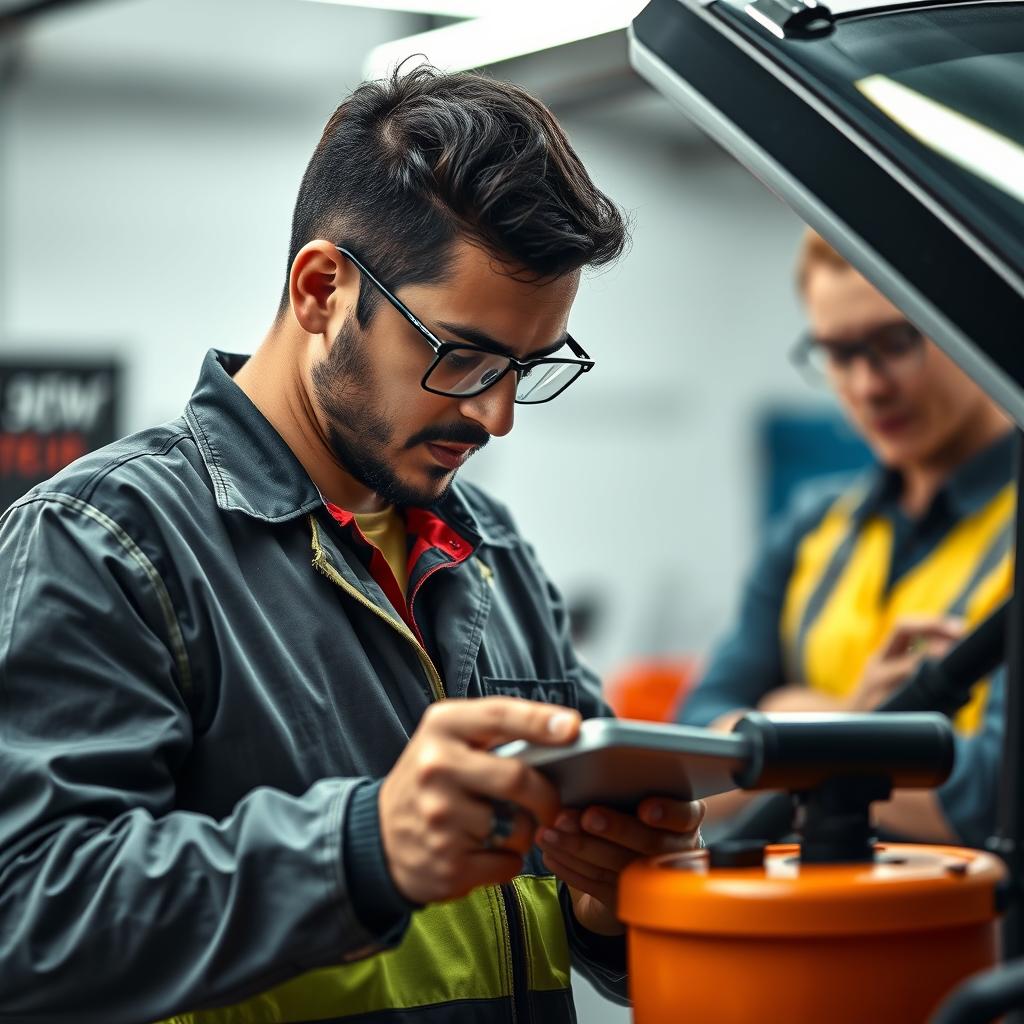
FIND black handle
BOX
[732,711,955,792]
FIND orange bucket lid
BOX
[620,843,1006,938]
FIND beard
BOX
[310,317,488,508]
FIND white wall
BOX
[1,4,825,1019]
[1,0,413,426]
[3,6,822,682]
[464,80,814,671]
[1,2,818,679]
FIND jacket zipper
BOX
[408,552,531,1020]
[315,517,530,1015]
[500,882,531,1024]
[406,555,492,656]
[309,517,446,702]
[406,559,460,652]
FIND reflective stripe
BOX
[512,876,572,993]
[799,515,893,699]
[160,879,570,1023]
[779,491,861,682]
[781,483,1014,736]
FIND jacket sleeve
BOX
[937,668,1005,849]
[0,496,399,1024]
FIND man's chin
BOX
[391,467,457,509]
[872,436,930,471]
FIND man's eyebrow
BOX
[435,321,568,360]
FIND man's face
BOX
[804,265,996,470]
[311,240,579,508]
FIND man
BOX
[680,230,1012,848]
[0,68,702,1023]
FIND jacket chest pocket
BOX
[480,676,580,710]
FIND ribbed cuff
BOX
[343,779,419,941]
[559,883,628,975]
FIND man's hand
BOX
[536,798,705,936]
[844,615,964,712]
[379,697,581,905]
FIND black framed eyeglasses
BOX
[790,321,926,387]
[336,246,594,404]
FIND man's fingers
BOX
[923,636,959,660]
[890,615,965,638]
[462,797,537,855]
[874,653,923,690]
[637,798,705,834]
[440,746,562,827]
[541,849,617,906]
[884,617,965,656]
[423,697,581,749]
[538,823,635,872]
[538,801,703,866]
[576,804,701,856]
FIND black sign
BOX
[0,361,120,511]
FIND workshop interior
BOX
[1,0,1022,1021]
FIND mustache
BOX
[404,423,491,451]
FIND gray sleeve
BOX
[937,669,1005,849]
[559,883,629,1007]
[0,498,391,1024]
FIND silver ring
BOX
[484,801,517,849]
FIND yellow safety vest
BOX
[162,877,571,1023]
[780,482,1014,734]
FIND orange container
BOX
[603,657,701,722]
[620,843,1005,1023]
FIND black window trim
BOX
[629,0,1024,426]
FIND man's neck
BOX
[233,326,387,514]
[898,406,1012,518]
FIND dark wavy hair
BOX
[281,64,628,324]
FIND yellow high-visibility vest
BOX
[780,482,1014,735]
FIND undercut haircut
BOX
[281,64,628,324]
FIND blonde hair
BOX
[796,228,850,293]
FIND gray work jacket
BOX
[0,350,626,1024]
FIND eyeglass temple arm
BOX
[334,246,443,353]
[563,335,594,368]
[337,245,593,369]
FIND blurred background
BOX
[0,0,873,1017]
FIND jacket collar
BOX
[855,428,1015,524]
[185,350,323,523]
[184,348,514,546]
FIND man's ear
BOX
[288,241,360,336]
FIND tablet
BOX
[492,718,752,810]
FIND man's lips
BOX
[425,442,476,470]
[871,413,913,436]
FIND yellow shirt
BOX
[354,506,409,598]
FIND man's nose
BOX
[842,353,895,400]
[457,371,516,438]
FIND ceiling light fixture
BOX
[304,0,643,77]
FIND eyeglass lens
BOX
[514,362,582,403]
[427,347,582,404]
[809,324,923,379]
[429,348,509,396]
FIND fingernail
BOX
[644,804,665,824]
[541,828,560,846]
[555,812,578,832]
[547,711,577,739]
[586,811,607,833]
